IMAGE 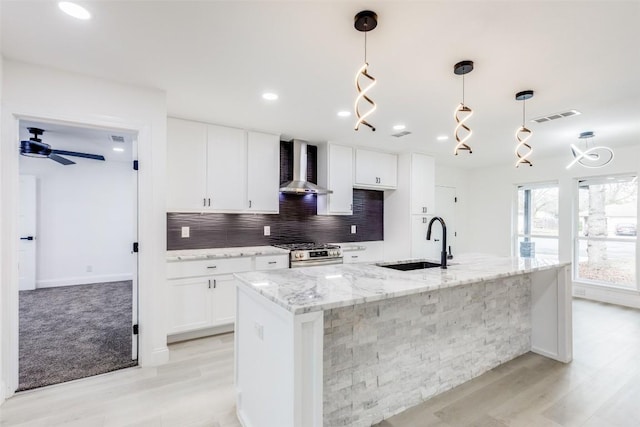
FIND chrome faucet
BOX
[426,216,447,269]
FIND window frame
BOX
[513,181,560,259]
[573,174,639,291]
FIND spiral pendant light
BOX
[353,10,378,132]
[453,60,474,155]
[566,131,614,169]
[514,90,534,167]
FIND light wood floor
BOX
[0,298,638,427]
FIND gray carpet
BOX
[18,281,137,391]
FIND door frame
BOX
[2,111,157,398]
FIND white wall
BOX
[466,145,640,308]
[0,0,5,400]
[1,60,168,400]
[20,133,134,287]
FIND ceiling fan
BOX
[19,127,106,165]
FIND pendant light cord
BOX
[462,73,465,105]
[522,99,526,127]
[364,30,368,63]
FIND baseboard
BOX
[36,274,134,288]
[141,346,170,367]
[167,324,234,344]
[573,282,640,309]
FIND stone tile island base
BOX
[234,261,571,427]
[323,276,531,426]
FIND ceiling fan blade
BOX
[49,154,76,165]
[51,149,105,161]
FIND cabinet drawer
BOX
[254,255,289,271]
[167,256,253,279]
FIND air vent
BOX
[531,109,581,124]
[110,135,125,143]
[391,131,412,138]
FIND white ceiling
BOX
[2,1,639,169]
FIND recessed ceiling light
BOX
[58,2,91,20]
[337,111,351,118]
[113,147,125,152]
[262,92,278,101]
[437,135,449,141]
[393,124,406,131]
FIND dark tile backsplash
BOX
[167,141,383,250]
[167,190,383,250]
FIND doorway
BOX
[17,120,139,391]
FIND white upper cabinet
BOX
[167,118,208,211]
[247,131,280,213]
[207,124,247,211]
[167,118,280,213]
[317,143,353,215]
[354,149,398,190]
[410,153,435,215]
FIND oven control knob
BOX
[295,252,302,259]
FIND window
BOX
[575,175,637,288]
[515,183,559,258]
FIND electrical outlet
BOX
[254,322,264,340]
[86,265,93,272]
[351,225,357,234]
[181,226,190,238]
[264,226,271,236]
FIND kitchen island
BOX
[233,254,571,427]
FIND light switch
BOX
[351,225,357,234]
[181,226,190,238]
[264,226,271,236]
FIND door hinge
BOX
[133,160,139,171]
[454,197,458,203]
[132,324,139,335]
[133,242,139,253]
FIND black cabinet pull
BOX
[207,266,217,269]
[268,261,277,265]
[203,198,206,207]
[213,279,217,289]
[20,236,34,241]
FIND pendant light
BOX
[514,90,534,167]
[353,10,378,132]
[566,131,614,169]
[453,60,474,155]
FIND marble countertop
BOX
[167,246,289,261]
[234,254,570,315]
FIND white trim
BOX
[2,110,168,400]
[35,274,134,288]
[573,281,640,309]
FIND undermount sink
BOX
[376,261,442,271]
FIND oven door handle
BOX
[290,258,343,268]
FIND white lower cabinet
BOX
[210,274,237,326]
[167,253,288,338]
[167,277,214,334]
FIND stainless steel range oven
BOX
[272,243,343,268]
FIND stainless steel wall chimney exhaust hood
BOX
[279,140,333,195]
